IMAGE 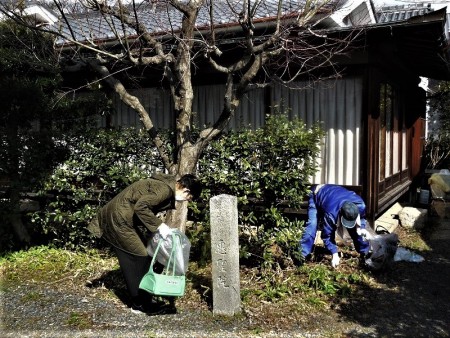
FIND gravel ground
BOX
[0,283,335,338]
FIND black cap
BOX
[341,202,359,228]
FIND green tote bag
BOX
[139,232,186,297]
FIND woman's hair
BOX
[178,174,202,200]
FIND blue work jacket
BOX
[307,184,368,255]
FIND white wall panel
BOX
[103,77,363,186]
[271,77,363,186]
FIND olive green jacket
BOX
[88,173,176,256]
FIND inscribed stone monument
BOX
[210,194,241,316]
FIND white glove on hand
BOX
[157,223,172,239]
[357,228,372,241]
[331,253,340,268]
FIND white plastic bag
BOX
[365,233,399,271]
[394,247,425,263]
[147,229,191,275]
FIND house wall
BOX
[271,78,363,186]
[101,76,364,186]
[365,64,426,218]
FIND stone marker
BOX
[210,194,241,316]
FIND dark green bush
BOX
[0,94,112,252]
[0,20,114,251]
[27,112,324,267]
[29,128,164,249]
[193,113,324,268]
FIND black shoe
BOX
[161,304,178,314]
[131,303,177,315]
[130,296,166,315]
[130,303,150,314]
[130,302,167,315]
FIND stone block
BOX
[398,207,427,230]
[374,218,399,234]
[374,202,403,233]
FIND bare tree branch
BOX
[86,57,173,169]
[0,0,364,225]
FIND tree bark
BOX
[87,58,202,231]
[166,142,201,230]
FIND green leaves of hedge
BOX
[195,113,324,267]
[29,112,324,265]
[198,113,324,210]
[30,128,164,249]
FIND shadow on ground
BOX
[187,269,213,310]
[85,268,132,306]
[337,215,450,337]
[85,265,199,315]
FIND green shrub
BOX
[303,264,363,296]
[28,111,324,266]
[29,128,164,249]
[198,113,322,205]
[194,113,324,268]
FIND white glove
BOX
[331,253,340,268]
[157,223,172,239]
[357,228,372,241]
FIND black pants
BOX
[113,246,152,305]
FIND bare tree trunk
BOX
[169,201,189,232]
[86,60,174,170]
[165,143,202,231]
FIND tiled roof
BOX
[376,3,433,23]
[53,0,334,46]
